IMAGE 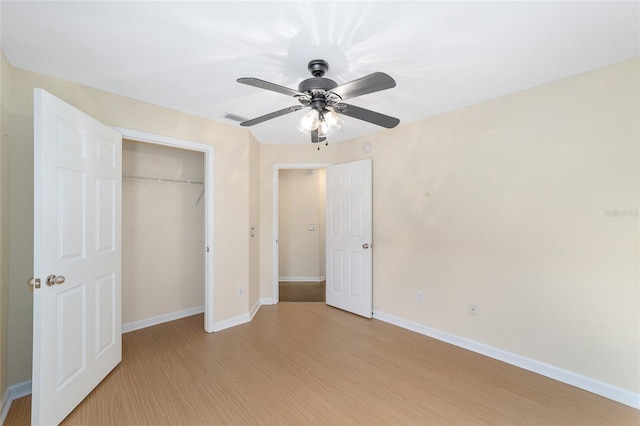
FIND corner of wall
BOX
[0,47,11,405]
[5,58,35,388]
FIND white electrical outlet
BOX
[238,287,244,295]
[417,291,424,303]
[469,303,478,316]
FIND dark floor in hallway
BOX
[279,281,325,302]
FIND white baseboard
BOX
[214,298,265,332]
[122,305,205,333]
[213,297,272,332]
[8,380,31,401]
[372,310,640,410]
[1,380,32,424]
[213,312,251,332]
[249,298,261,320]
[1,387,10,425]
[279,276,325,282]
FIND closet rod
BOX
[122,174,203,185]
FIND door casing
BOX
[272,163,329,303]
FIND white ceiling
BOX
[2,1,638,144]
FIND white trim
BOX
[9,381,31,400]
[249,299,261,320]
[208,301,261,334]
[1,380,33,424]
[272,163,330,304]
[279,276,326,282]
[1,388,10,425]
[115,128,213,152]
[122,305,205,334]
[113,127,215,333]
[372,310,640,410]
[260,297,274,305]
[214,313,251,332]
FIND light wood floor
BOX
[279,280,325,302]
[5,304,639,425]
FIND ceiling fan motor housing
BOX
[299,61,339,111]
[299,59,339,111]
[298,77,338,94]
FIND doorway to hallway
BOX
[274,166,328,303]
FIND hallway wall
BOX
[278,168,326,281]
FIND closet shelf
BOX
[122,174,203,185]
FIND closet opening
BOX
[117,128,214,333]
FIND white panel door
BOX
[32,89,122,425]
[326,159,372,318]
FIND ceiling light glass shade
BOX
[299,109,320,132]
[324,110,343,131]
[317,120,329,138]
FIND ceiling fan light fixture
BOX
[324,110,343,131]
[299,108,320,132]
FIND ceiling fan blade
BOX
[337,104,400,129]
[330,72,396,101]
[240,106,304,127]
[311,128,327,143]
[237,77,308,98]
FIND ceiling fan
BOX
[237,59,400,143]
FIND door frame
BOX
[272,163,330,303]
[114,128,215,332]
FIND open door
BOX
[325,159,373,318]
[32,89,122,425]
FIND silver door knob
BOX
[362,243,370,249]
[46,274,66,286]
[27,277,41,289]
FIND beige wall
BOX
[3,62,255,385]
[330,59,638,393]
[0,50,9,397]
[278,168,326,280]
[122,140,204,324]
[248,134,261,308]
